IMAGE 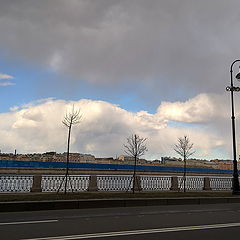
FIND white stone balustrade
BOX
[0,174,234,193]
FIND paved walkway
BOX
[1,195,240,212]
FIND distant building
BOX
[95,157,114,164]
[0,152,95,163]
[161,157,182,164]
[62,152,95,163]
[117,155,147,165]
[210,159,233,170]
[161,157,219,169]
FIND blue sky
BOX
[0,51,203,116]
[0,54,156,114]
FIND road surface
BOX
[0,203,240,239]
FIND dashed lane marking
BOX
[0,220,58,226]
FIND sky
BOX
[1,0,240,160]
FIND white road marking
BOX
[166,209,229,214]
[22,222,240,240]
[0,220,58,226]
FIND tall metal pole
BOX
[229,60,240,194]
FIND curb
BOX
[1,197,240,212]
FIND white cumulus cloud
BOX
[157,93,227,123]
[0,94,233,160]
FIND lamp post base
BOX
[232,190,240,195]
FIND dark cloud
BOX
[1,0,240,103]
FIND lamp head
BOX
[236,72,240,80]
[236,67,240,80]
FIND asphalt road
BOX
[1,203,240,240]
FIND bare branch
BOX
[173,135,195,193]
[62,105,82,128]
[174,135,195,160]
[124,134,148,158]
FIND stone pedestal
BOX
[170,176,179,191]
[31,175,42,192]
[88,175,98,192]
[203,177,211,190]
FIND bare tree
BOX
[174,135,195,192]
[58,105,82,194]
[124,134,147,193]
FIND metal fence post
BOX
[88,175,98,192]
[203,177,211,191]
[30,175,42,192]
[170,176,179,191]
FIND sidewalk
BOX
[0,191,240,212]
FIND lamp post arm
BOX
[230,60,240,87]
[230,60,240,73]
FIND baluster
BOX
[103,176,106,191]
[155,176,158,190]
[141,176,145,190]
[111,176,114,191]
[98,176,101,191]
[113,176,116,191]
[155,177,158,190]
[112,176,118,191]
[81,176,83,191]
[150,177,153,190]
[110,176,113,191]
[79,176,82,191]
[87,176,90,191]
[102,176,105,191]
[105,176,109,191]
[47,176,50,192]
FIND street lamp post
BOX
[226,60,240,195]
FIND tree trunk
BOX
[183,154,186,193]
[64,123,72,194]
[133,155,137,194]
